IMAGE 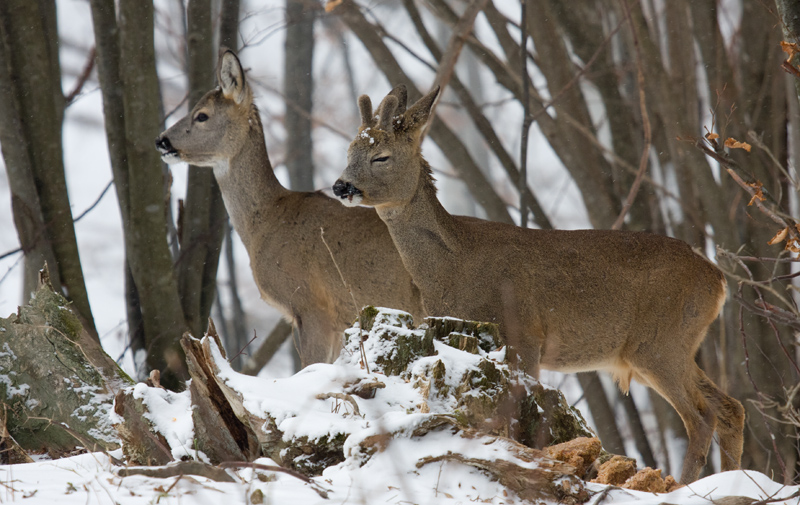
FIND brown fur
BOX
[333,85,744,484]
[155,51,422,366]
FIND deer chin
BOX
[339,192,363,207]
[159,150,182,165]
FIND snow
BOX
[0,308,795,503]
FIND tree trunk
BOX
[88,0,148,376]
[0,0,97,339]
[178,0,227,340]
[284,0,316,192]
[219,0,241,50]
[118,0,189,389]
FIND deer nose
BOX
[155,136,173,152]
[333,179,362,199]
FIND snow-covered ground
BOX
[4,307,800,504]
[2,453,797,505]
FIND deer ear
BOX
[406,86,440,133]
[218,49,249,105]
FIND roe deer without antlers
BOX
[155,50,422,366]
[333,85,744,484]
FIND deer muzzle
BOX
[155,135,181,164]
[333,179,363,205]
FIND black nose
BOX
[155,136,172,152]
[333,179,361,198]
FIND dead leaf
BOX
[787,240,800,253]
[725,137,752,152]
[768,227,788,245]
[325,0,343,12]
[705,132,719,140]
[745,181,764,206]
[781,41,800,60]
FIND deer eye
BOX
[195,112,209,123]
[372,156,390,163]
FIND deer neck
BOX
[212,115,287,247]
[376,164,461,279]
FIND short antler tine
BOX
[358,95,375,128]
[389,84,408,114]
[378,95,399,132]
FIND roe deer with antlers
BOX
[332,85,744,483]
[155,50,422,366]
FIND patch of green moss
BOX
[286,432,348,476]
[374,331,435,376]
[518,385,593,448]
[359,306,380,332]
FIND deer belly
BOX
[539,332,625,373]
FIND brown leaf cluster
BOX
[744,180,764,206]
[767,224,800,253]
[725,137,752,152]
[781,41,800,61]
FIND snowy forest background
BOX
[1,0,799,485]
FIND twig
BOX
[219,462,329,498]
[422,0,490,140]
[251,78,352,141]
[74,180,114,222]
[0,178,115,262]
[316,392,361,416]
[228,329,259,363]
[320,227,369,373]
[65,46,96,106]
[529,16,626,124]
[612,0,651,231]
[118,461,235,483]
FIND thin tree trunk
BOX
[88,0,147,371]
[178,0,226,339]
[118,0,189,389]
[284,0,315,192]
[575,372,625,456]
[219,0,241,50]
[0,0,97,339]
[222,222,248,370]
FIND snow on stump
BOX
[0,269,131,457]
[114,307,597,502]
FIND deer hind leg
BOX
[632,358,717,483]
[696,368,744,472]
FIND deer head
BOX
[155,49,254,172]
[333,85,440,209]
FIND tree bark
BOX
[118,0,189,389]
[0,0,97,339]
[88,0,148,375]
[219,0,241,50]
[284,0,316,192]
[178,0,227,340]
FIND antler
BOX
[358,95,376,129]
[388,84,408,114]
[377,95,399,132]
